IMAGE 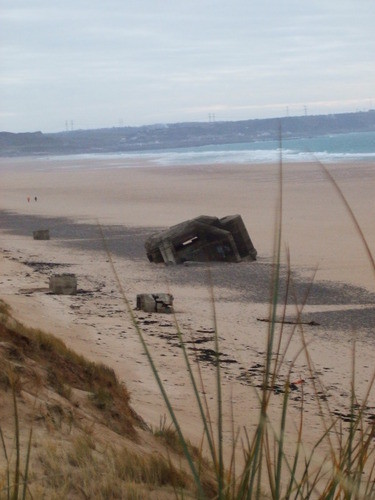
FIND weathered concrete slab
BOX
[145,214,257,264]
[136,293,174,314]
[33,229,50,240]
[220,215,257,260]
[49,274,77,295]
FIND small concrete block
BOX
[49,274,77,295]
[136,293,174,314]
[137,294,157,313]
[33,229,50,240]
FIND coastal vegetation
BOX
[0,301,215,498]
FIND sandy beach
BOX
[1,155,374,464]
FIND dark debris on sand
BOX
[1,209,374,334]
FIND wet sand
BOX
[1,155,374,463]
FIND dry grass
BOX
[35,435,190,499]
[0,301,214,499]
[0,304,137,438]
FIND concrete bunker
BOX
[49,274,77,295]
[136,293,174,314]
[145,215,257,264]
[33,229,50,240]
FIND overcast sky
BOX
[1,0,374,133]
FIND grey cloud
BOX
[1,0,374,131]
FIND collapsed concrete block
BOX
[33,229,50,240]
[220,215,257,260]
[49,274,77,295]
[136,293,174,314]
[145,214,257,264]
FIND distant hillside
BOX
[1,110,375,157]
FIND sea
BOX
[47,130,375,168]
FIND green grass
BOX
[0,381,33,500]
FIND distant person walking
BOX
[27,196,30,203]
[34,196,38,202]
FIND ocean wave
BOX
[150,149,375,166]
[38,132,375,170]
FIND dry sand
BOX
[1,156,374,465]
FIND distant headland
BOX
[1,109,375,157]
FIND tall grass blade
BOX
[96,221,206,498]
[169,310,220,478]
[347,340,356,482]
[0,421,11,500]
[274,383,289,498]
[246,121,284,499]
[312,155,375,276]
[143,272,221,483]
[285,385,304,498]
[207,268,224,497]
[21,425,33,500]
[189,330,217,463]
[11,386,20,500]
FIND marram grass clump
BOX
[0,302,213,499]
